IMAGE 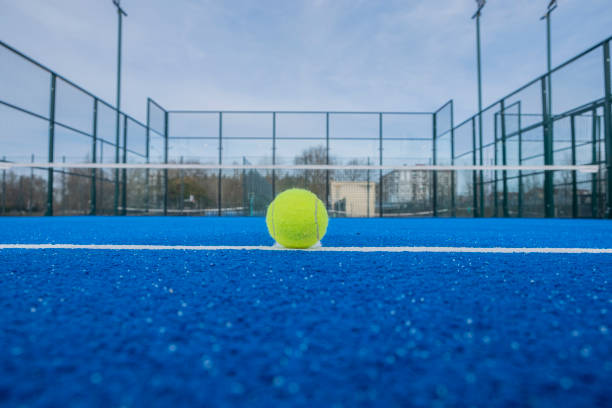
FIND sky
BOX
[1,0,611,126]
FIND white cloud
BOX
[0,0,610,125]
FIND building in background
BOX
[330,180,376,217]
[382,169,452,215]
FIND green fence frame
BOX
[450,35,612,219]
[1,35,612,218]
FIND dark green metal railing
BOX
[1,35,612,218]
[448,35,612,218]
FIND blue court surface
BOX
[1,217,611,407]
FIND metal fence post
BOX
[61,156,67,210]
[591,108,598,218]
[163,111,169,216]
[541,76,555,217]
[475,5,485,216]
[570,115,578,218]
[603,41,612,218]
[597,115,603,216]
[450,101,456,217]
[90,98,98,215]
[145,99,151,214]
[218,112,223,216]
[432,112,437,217]
[45,74,57,216]
[518,103,523,218]
[478,118,484,217]
[179,156,184,214]
[379,113,383,218]
[367,157,371,217]
[326,112,330,210]
[241,156,247,216]
[100,143,105,212]
[471,117,478,217]
[114,114,120,215]
[17,168,23,212]
[1,155,6,215]
[113,1,126,215]
[493,113,499,216]
[272,112,276,199]
[30,154,34,214]
[501,100,509,217]
[122,115,128,215]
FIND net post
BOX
[432,111,438,217]
[45,73,57,216]
[570,115,578,217]
[218,112,223,216]
[541,76,555,217]
[501,100,509,217]
[379,113,383,218]
[90,98,98,216]
[163,111,169,216]
[603,40,612,218]
[325,112,330,211]
[122,114,128,215]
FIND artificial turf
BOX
[0,217,611,407]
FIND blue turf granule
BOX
[0,218,611,407]
[0,252,610,405]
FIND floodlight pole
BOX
[546,14,551,114]
[541,1,557,218]
[112,0,127,215]
[473,1,485,217]
[541,1,557,121]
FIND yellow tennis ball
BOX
[266,188,328,249]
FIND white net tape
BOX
[0,162,601,173]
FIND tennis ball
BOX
[266,188,328,249]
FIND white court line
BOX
[0,244,611,254]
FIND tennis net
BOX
[0,161,604,218]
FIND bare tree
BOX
[342,158,369,182]
[274,145,332,200]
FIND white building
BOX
[330,180,376,217]
[383,170,451,203]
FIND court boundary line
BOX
[1,244,611,254]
